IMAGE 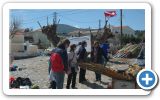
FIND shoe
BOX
[66,86,70,89]
[72,87,77,89]
[83,79,87,81]
[79,81,85,84]
[96,79,101,82]
[94,80,98,82]
[79,80,83,83]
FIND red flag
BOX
[104,11,116,17]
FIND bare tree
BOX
[37,13,60,47]
[10,17,22,38]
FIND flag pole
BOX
[105,15,106,28]
[105,16,108,28]
[120,9,123,47]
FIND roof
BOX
[14,31,25,35]
[112,26,129,28]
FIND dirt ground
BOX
[10,56,113,89]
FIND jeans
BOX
[94,60,104,81]
[50,71,65,89]
[95,72,101,81]
[50,81,56,89]
[79,68,86,82]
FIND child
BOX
[66,44,78,89]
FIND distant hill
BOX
[57,24,78,34]
[35,24,137,36]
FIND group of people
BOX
[48,39,109,89]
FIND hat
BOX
[94,41,99,45]
[70,44,76,48]
[81,41,87,45]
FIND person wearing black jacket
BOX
[91,41,107,81]
[77,41,87,83]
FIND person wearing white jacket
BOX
[66,44,78,89]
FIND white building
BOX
[25,29,50,49]
[10,31,39,59]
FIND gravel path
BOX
[10,56,112,89]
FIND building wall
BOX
[11,34,24,43]
[10,34,25,52]
[10,43,24,52]
[27,45,38,54]
[31,31,50,48]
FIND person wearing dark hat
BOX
[49,39,70,89]
[91,41,107,82]
[77,41,88,83]
[66,44,78,89]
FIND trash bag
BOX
[10,80,19,88]
[10,77,33,89]
[24,78,32,86]
[10,64,18,71]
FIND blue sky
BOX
[10,9,145,30]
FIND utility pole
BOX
[89,26,92,34]
[99,19,101,31]
[120,9,123,47]
[37,11,60,47]
[53,12,57,24]
[47,16,49,25]
[98,19,101,33]
[104,17,108,28]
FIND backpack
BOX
[49,51,64,72]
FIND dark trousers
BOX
[79,68,86,82]
[67,68,77,88]
[95,72,101,81]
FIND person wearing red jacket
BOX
[49,39,70,89]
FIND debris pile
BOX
[125,64,144,77]
[10,76,39,89]
[113,44,141,58]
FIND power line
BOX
[57,10,80,14]
[22,11,99,25]
[17,10,99,23]
[60,15,97,23]
[12,10,81,22]
[11,10,105,29]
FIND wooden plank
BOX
[78,62,134,81]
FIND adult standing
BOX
[49,39,70,89]
[100,40,110,65]
[91,41,107,82]
[66,44,78,89]
[77,41,88,83]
